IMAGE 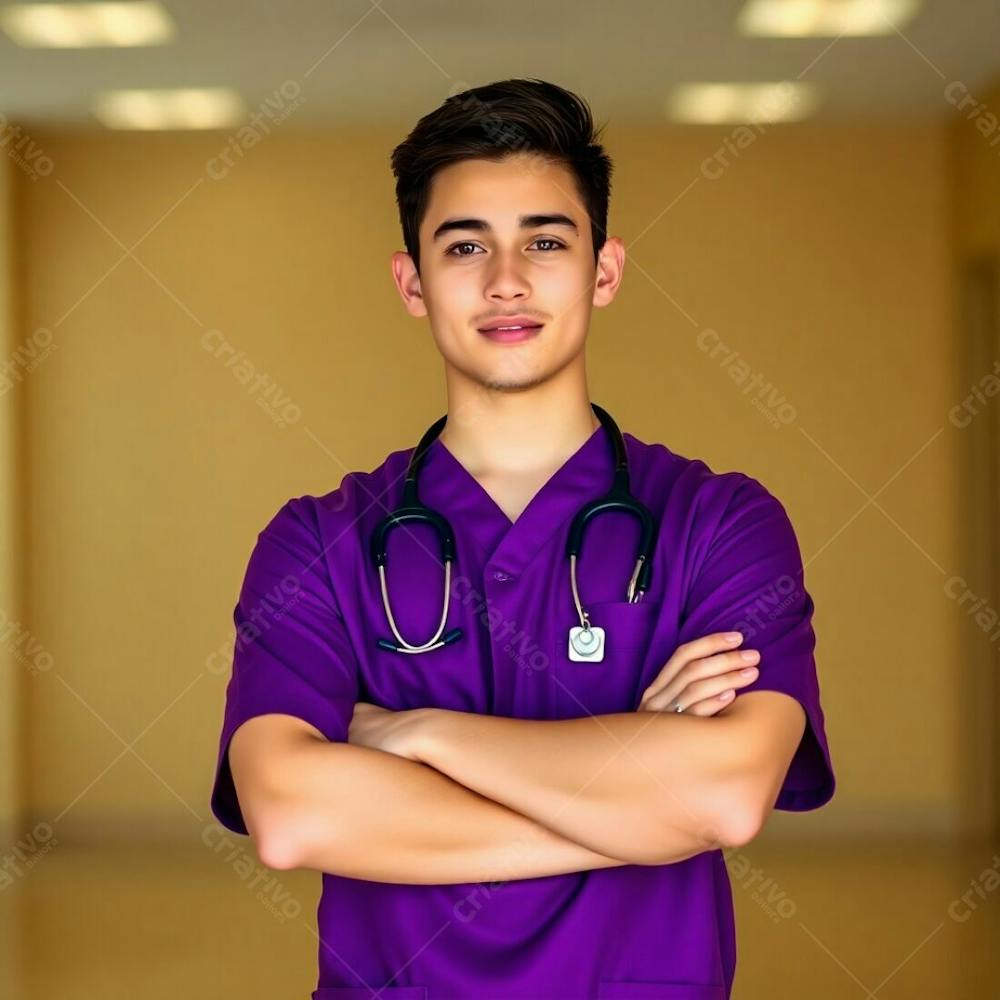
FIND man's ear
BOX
[391,250,428,319]
[593,236,625,309]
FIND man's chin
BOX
[479,373,548,392]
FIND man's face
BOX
[395,153,620,393]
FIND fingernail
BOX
[725,632,743,644]
[740,666,758,676]
[740,650,759,661]
[719,690,734,700]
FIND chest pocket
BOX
[550,599,662,719]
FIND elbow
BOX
[251,742,359,872]
[705,737,774,849]
[249,797,305,870]
[257,834,297,872]
[716,807,765,849]
[713,786,768,849]
[253,777,355,872]
[641,793,766,860]
[255,815,302,870]
[242,769,319,871]
[233,730,337,871]
[610,807,728,866]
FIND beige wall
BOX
[15,119,971,841]
[951,80,1000,257]
[948,78,1000,838]
[0,147,25,846]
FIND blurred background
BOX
[0,0,998,997]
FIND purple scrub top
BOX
[211,421,835,1000]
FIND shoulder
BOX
[261,441,412,534]
[313,443,412,517]
[623,429,799,563]
[624,429,785,516]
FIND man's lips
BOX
[477,316,544,332]
[477,320,543,343]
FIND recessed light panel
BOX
[738,0,922,37]
[92,88,245,130]
[0,1,175,47]
[667,82,820,124]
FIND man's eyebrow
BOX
[431,213,580,242]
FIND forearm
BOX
[265,738,636,884]
[414,710,747,864]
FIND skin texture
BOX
[347,702,746,864]
[230,715,637,882]
[229,151,808,878]
[391,155,622,512]
[346,691,806,864]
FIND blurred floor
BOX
[1,835,997,999]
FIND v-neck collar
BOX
[418,420,613,576]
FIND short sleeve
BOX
[210,496,360,835]
[677,474,835,811]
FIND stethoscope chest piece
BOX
[568,624,605,662]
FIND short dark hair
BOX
[390,78,613,274]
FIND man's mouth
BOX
[478,324,544,343]
[477,315,545,342]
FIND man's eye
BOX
[446,239,566,257]
[447,242,483,257]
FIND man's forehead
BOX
[423,158,580,229]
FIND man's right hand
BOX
[637,632,760,717]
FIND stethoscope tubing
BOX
[372,403,657,654]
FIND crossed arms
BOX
[228,677,806,884]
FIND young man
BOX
[211,79,835,1000]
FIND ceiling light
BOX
[737,0,922,37]
[666,82,820,124]
[91,88,245,130]
[0,1,174,47]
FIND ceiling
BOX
[1,0,999,128]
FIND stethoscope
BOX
[371,403,657,661]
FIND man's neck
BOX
[438,394,599,480]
